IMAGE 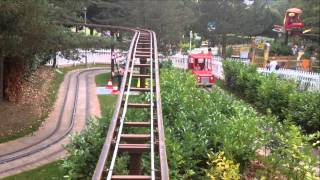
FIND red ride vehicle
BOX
[188,53,214,86]
[273,8,305,35]
[284,8,304,33]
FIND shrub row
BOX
[160,68,317,179]
[270,41,292,56]
[62,68,317,179]
[62,111,113,180]
[223,60,320,134]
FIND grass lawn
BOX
[4,72,117,180]
[95,72,112,87]
[3,161,64,180]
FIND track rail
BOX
[92,28,169,179]
[0,68,107,176]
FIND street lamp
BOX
[82,7,88,67]
[189,30,193,52]
[82,7,87,35]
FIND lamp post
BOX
[82,7,88,67]
[83,7,87,35]
[189,30,193,52]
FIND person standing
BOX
[117,64,125,91]
[269,57,278,71]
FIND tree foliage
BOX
[0,0,113,62]
[85,0,196,47]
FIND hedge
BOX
[160,68,317,179]
[223,60,320,134]
[62,68,317,179]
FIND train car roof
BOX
[189,53,212,59]
[286,8,303,14]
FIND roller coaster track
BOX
[59,23,169,179]
[0,68,107,177]
[1,21,168,179]
[85,27,169,179]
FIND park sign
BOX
[255,36,273,50]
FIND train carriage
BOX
[188,53,215,86]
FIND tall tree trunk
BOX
[52,52,57,68]
[90,27,94,36]
[0,57,4,101]
[222,33,227,59]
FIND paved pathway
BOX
[0,68,107,178]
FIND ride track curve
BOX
[77,26,169,179]
[0,23,169,179]
[0,68,107,178]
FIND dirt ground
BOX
[0,67,54,143]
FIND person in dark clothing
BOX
[116,64,125,91]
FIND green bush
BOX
[286,92,320,134]
[62,111,112,180]
[160,60,173,69]
[223,60,320,134]
[226,47,233,58]
[256,74,296,120]
[161,69,267,178]
[258,123,318,179]
[205,151,240,180]
[160,68,316,179]
[270,42,292,56]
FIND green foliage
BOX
[62,113,112,180]
[258,123,318,180]
[160,60,173,69]
[226,47,233,58]
[178,42,195,53]
[302,44,320,59]
[290,0,320,28]
[0,0,115,70]
[270,41,292,56]
[286,92,320,134]
[161,68,317,179]
[256,74,296,120]
[223,60,320,134]
[205,151,240,180]
[160,69,272,178]
[4,161,64,180]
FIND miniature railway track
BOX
[0,22,169,179]
[92,29,169,179]
[0,68,107,176]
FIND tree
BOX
[86,0,196,49]
[0,0,113,101]
[196,0,274,58]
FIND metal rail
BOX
[0,68,107,175]
[92,27,169,180]
[0,68,106,163]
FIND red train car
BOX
[284,8,304,33]
[188,53,214,86]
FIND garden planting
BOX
[223,60,320,134]
[62,67,318,179]
[160,68,317,179]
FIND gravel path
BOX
[0,68,108,178]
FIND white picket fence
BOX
[46,49,127,67]
[170,54,188,69]
[170,54,320,91]
[258,68,320,91]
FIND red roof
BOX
[192,70,212,76]
[286,8,303,14]
[189,53,212,59]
